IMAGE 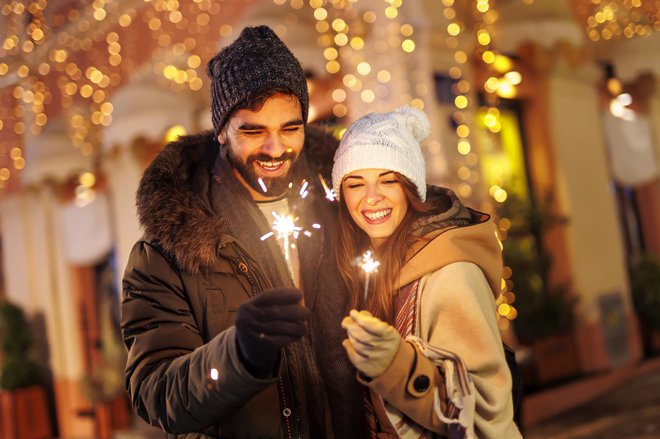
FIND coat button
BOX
[413,375,430,393]
[238,262,248,273]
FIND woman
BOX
[332,107,521,438]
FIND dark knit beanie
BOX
[207,26,309,134]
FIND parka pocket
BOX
[203,288,249,339]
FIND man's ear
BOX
[217,131,226,145]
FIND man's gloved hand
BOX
[341,309,402,379]
[235,287,310,376]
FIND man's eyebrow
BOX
[236,119,304,131]
[283,119,304,127]
[236,123,265,131]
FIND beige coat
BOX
[362,214,522,438]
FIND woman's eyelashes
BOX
[346,179,398,190]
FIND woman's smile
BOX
[362,208,393,224]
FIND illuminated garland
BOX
[440,0,476,201]
[581,0,659,41]
[0,0,237,191]
[472,0,521,328]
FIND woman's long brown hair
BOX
[335,173,433,323]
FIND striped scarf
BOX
[366,280,476,439]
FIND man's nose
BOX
[262,132,287,157]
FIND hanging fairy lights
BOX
[472,0,524,207]
[307,0,423,121]
[0,0,436,192]
[440,0,478,202]
[437,0,521,317]
[312,0,354,119]
[469,0,521,328]
[0,0,241,192]
[580,0,660,41]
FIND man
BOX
[121,26,365,438]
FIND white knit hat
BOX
[332,106,431,201]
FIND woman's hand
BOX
[341,309,401,378]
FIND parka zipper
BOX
[230,242,263,295]
[230,241,297,438]
[278,374,293,439]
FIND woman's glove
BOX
[341,309,401,379]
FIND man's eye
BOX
[242,131,263,136]
[283,126,301,133]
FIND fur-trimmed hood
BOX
[135,126,339,274]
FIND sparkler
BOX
[318,174,337,201]
[261,212,302,260]
[360,250,380,303]
[259,179,322,261]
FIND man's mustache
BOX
[247,151,296,164]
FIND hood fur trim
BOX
[136,131,223,274]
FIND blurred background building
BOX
[0,0,659,438]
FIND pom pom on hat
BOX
[332,106,431,201]
[393,106,431,141]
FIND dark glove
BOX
[235,287,311,376]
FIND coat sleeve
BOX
[121,241,277,434]
[365,262,521,438]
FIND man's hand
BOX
[341,309,401,379]
[235,287,310,375]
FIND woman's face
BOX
[342,169,409,249]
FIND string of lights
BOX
[471,0,521,328]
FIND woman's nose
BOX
[365,186,383,205]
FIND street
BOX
[525,368,660,438]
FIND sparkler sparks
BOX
[299,180,309,198]
[259,179,323,261]
[318,174,337,201]
[258,178,268,193]
[360,250,380,303]
[261,212,302,260]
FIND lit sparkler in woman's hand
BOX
[360,250,380,303]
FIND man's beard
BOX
[226,144,298,198]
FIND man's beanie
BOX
[207,26,309,134]
[332,106,431,201]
